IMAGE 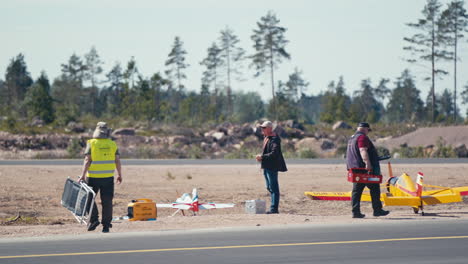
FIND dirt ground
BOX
[1,162,468,238]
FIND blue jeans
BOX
[263,169,280,212]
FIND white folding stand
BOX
[61,178,96,225]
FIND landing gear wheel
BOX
[413,207,419,214]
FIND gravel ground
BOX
[1,163,468,238]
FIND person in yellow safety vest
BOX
[80,122,122,233]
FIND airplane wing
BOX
[156,203,174,208]
[418,185,468,205]
[305,191,383,203]
[304,192,352,201]
[421,194,462,205]
[381,194,421,207]
[199,203,235,210]
[156,203,192,210]
[451,187,468,196]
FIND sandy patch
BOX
[1,163,468,238]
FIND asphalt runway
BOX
[1,220,468,264]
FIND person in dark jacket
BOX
[346,122,389,219]
[256,120,287,214]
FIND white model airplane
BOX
[156,188,235,216]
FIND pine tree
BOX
[233,91,265,123]
[200,42,222,112]
[250,11,290,119]
[105,62,124,115]
[349,79,385,123]
[24,72,55,123]
[83,47,104,116]
[387,69,424,122]
[52,53,86,120]
[124,56,138,89]
[219,27,245,115]
[320,76,351,123]
[165,36,189,91]
[60,53,86,88]
[149,72,170,122]
[281,68,309,101]
[439,0,468,122]
[84,46,104,88]
[119,57,140,119]
[4,53,33,114]
[403,0,449,122]
[0,79,5,113]
[438,88,456,122]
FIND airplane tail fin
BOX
[192,188,198,202]
[191,188,199,212]
[416,172,424,197]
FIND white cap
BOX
[260,120,273,128]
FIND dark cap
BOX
[357,122,372,131]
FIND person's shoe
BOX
[373,210,390,217]
[352,213,366,218]
[87,221,100,231]
[266,210,279,214]
[102,226,110,233]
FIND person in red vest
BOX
[346,122,389,219]
[80,122,122,233]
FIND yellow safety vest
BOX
[87,138,117,178]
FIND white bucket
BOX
[245,199,266,214]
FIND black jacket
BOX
[261,135,287,172]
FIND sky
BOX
[2,0,468,114]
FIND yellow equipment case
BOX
[127,198,157,221]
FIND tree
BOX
[233,91,265,123]
[52,54,87,120]
[373,78,391,102]
[165,36,189,91]
[439,0,468,122]
[60,53,86,89]
[124,56,138,89]
[250,11,290,119]
[23,72,55,123]
[269,91,298,121]
[386,69,424,122]
[149,72,169,123]
[83,47,104,116]
[0,79,5,113]
[4,53,33,114]
[200,42,222,110]
[438,88,456,122]
[105,62,124,115]
[403,0,449,123]
[84,46,104,88]
[349,79,385,123]
[320,76,351,123]
[219,27,246,115]
[281,68,309,101]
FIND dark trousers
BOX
[263,169,280,212]
[351,182,382,213]
[87,177,114,227]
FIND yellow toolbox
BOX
[127,198,157,221]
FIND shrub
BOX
[298,148,318,158]
[66,138,82,158]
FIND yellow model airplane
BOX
[305,163,468,215]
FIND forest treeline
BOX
[2,0,468,132]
